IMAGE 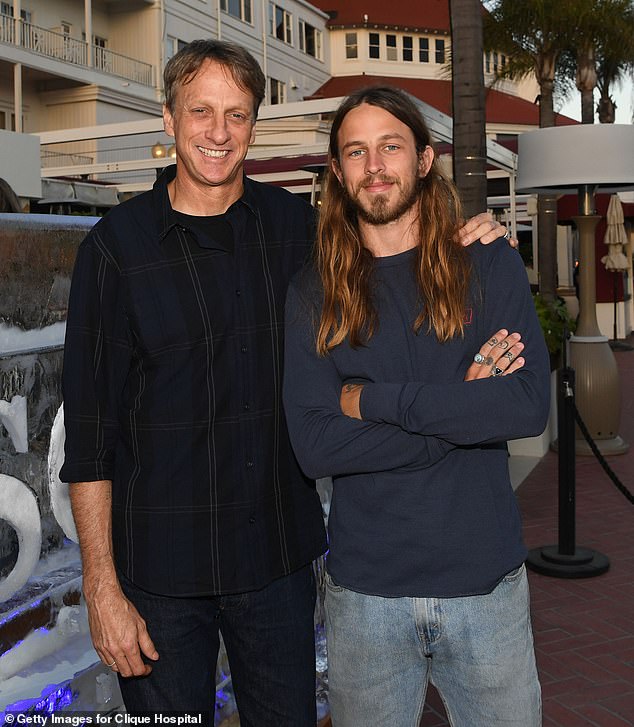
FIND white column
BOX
[14,0,21,46]
[261,0,268,103]
[85,0,93,67]
[14,62,22,132]
[508,166,517,240]
[217,0,222,38]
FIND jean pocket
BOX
[502,563,525,583]
[324,571,345,593]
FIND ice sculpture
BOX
[48,404,78,543]
[0,474,42,601]
[0,395,28,453]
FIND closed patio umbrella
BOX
[601,194,631,349]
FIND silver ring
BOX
[106,660,116,668]
[473,353,485,364]
[503,230,511,240]
[492,366,504,377]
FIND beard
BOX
[346,174,422,225]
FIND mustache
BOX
[356,174,398,192]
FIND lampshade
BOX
[516,124,634,194]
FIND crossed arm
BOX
[284,244,550,477]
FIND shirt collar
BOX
[154,165,259,247]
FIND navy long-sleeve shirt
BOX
[61,166,326,596]
[283,239,550,598]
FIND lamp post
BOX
[517,124,634,456]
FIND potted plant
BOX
[533,293,576,369]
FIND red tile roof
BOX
[310,0,451,31]
[307,75,578,127]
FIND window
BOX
[419,37,429,62]
[435,38,445,64]
[486,51,501,73]
[386,34,397,61]
[403,36,413,62]
[299,20,322,60]
[0,3,27,19]
[61,21,71,35]
[345,32,357,59]
[166,36,188,60]
[220,0,252,24]
[0,111,5,129]
[93,35,108,69]
[269,77,286,105]
[270,4,292,44]
[369,32,380,59]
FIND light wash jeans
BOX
[325,564,541,727]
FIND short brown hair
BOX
[163,39,266,116]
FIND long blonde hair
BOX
[315,86,471,355]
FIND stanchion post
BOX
[558,367,575,556]
[525,359,610,578]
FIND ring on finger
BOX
[106,659,116,668]
[491,366,504,377]
[503,230,511,240]
[473,353,485,364]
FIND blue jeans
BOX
[118,565,317,726]
[325,564,541,727]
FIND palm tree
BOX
[590,0,634,124]
[449,0,487,217]
[483,0,575,302]
[558,0,634,124]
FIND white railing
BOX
[41,149,94,169]
[91,44,153,86]
[0,18,153,87]
[0,11,15,44]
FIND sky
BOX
[557,78,634,124]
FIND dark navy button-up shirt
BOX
[61,166,326,596]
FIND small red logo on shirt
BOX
[464,308,473,325]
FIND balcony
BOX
[0,16,153,87]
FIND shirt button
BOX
[246,460,254,468]
[241,345,248,353]
[249,516,256,524]
[236,289,241,296]
[243,403,250,411]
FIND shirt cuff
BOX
[359,382,406,426]
[59,460,113,484]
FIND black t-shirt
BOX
[172,209,235,254]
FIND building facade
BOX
[0,0,330,190]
